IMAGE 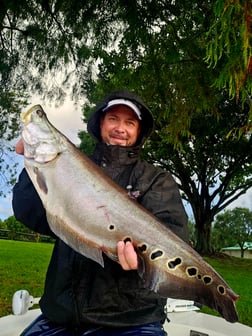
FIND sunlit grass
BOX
[0,240,53,316]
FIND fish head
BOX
[21,105,67,164]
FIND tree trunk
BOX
[195,221,213,254]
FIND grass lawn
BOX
[0,240,251,327]
[0,239,53,317]
[201,254,252,327]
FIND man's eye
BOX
[108,116,116,121]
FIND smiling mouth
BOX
[110,136,128,141]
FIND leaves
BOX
[205,0,252,103]
[0,0,251,250]
[213,207,252,256]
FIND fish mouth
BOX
[20,105,44,125]
[20,107,33,125]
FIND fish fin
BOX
[137,255,146,278]
[137,255,167,293]
[104,251,119,263]
[34,167,48,194]
[46,213,105,267]
[77,243,105,267]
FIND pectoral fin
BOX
[34,167,48,194]
[46,213,105,267]
[77,243,105,267]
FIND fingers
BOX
[117,241,138,270]
[15,138,24,155]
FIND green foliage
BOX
[78,130,96,156]
[142,93,251,253]
[1,0,250,134]
[212,207,252,255]
[0,216,53,242]
[187,219,196,247]
[3,216,30,233]
[205,0,252,103]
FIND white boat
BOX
[164,310,252,336]
[0,291,251,336]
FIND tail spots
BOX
[186,266,198,277]
[187,267,214,286]
[168,257,182,270]
[108,224,115,231]
[150,250,164,261]
[218,285,226,295]
[123,237,132,243]
[138,243,148,253]
[203,275,213,285]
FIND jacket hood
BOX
[87,90,154,146]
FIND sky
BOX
[0,99,251,220]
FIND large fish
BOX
[20,105,239,323]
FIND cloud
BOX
[228,188,252,210]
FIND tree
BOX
[187,219,197,248]
[1,1,251,251]
[1,1,251,115]
[1,1,251,143]
[213,207,252,257]
[3,215,26,232]
[2,215,54,242]
[73,1,252,254]
[146,96,252,253]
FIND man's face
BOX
[100,105,141,146]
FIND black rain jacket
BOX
[12,90,188,329]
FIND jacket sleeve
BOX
[134,163,189,242]
[12,168,55,237]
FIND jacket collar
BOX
[91,142,140,167]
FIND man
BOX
[13,90,188,335]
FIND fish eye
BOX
[36,109,44,118]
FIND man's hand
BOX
[117,241,138,270]
[15,138,24,155]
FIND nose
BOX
[114,121,125,133]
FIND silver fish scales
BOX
[20,105,239,323]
